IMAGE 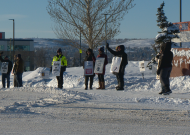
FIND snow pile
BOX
[0,61,190,115]
[0,87,93,114]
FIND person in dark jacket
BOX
[13,54,24,87]
[96,46,108,90]
[106,43,128,90]
[52,48,67,89]
[83,48,96,90]
[157,42,173,95]
[0,54,13,88]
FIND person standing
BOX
[13,54,24,87]
[106,43,128,90]
[52,48,67,89]
[157,42,173,95]
[12,54,18,87]
[96,46,108,90]
[0,54,13,88]
[83,48,96,90]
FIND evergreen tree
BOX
[154,1,180,51]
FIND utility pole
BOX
[80,28,81,66]
[180,0,182,47]
[9,19,15,62]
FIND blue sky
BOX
[0,0,189,39]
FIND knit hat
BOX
[17,54,21,59]
[57,48,62,53]
[87,48,93,53]
[98,46,104,52]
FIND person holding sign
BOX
[106,43,128,90]
[83,48,96,90]
[0,54,13,88]
[95,46,108,90]
[13,54,24,87]
[52,48,67,89]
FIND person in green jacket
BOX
[52,48,67,89]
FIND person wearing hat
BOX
[83,48,96,90]
[157,42,173,95]
[13,54,24,87]
[52,48,67,89]
[0,54,13,88]
[96,46,108,90]
[106,43,128,90]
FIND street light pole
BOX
[80,28,81,66]
[180,0,182,47]
[9,19,15,61]
[180,0,182,22]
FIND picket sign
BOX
[139,61,145,72]
[84,61,94,75]
[1,62,8,73]
[139,61,145,79]
[94,58,105,74]
[52,61,61,76]
[110,57,122,73]
[11,63,15,76]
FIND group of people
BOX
[82,43,128,91]
[52,42,173,95]
[53,43,128,91]
[0,42,173,95]
[0,53,24,88]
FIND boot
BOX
[101,82,105,89]
[162,85,172,95]
[85,77,88,90]
[96,81,102,89]
[116,82,124,90]
[159,85,165,94]
[89,77,93,90]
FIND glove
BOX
[106,42,109,48]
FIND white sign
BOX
[52,61,61,76]
[139,61,145,72]
[84,61,94,75]
[110,57,122,73]
[1,62,8,73]
[94,58,105,74]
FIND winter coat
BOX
[157,42,173,74]
[83,52,96,77]
[14,58,24,73]
[0,56,13,74]
[96,53,108,75]
[52,54,67,72]
[107,45,128,74]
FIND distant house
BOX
[0,32,34,71]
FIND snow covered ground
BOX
[0,61,190,134]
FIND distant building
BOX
[0,32,34,71]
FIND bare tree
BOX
[47,0,135,50]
